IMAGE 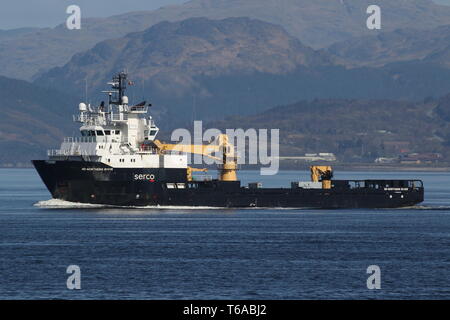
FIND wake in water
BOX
[33,198,222,210]
[397,205,450,210]
[34,198,110,209]
[33,199,306,210]
[33,199,450,211]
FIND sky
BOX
[0,0,187,30]
[0,0,449,30]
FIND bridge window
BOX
[96,130,104,136]
[104,130,111,135]
[115,130,120,135]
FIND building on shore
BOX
[278,153,336,162]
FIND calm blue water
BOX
[1,168,450,299]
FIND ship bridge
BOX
[48,72,186,169]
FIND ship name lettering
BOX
[81,167,113,171]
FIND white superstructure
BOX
[48,72,187,169]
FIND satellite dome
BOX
[122,96,129,105]
[79,103,87,111]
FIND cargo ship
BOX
[32,72,424,208]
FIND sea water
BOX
[0,168,449,299]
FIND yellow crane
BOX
[310,166,333,189]
[153,134,238,181]
[186,167,208,181]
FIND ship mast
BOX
[110,71,128,105]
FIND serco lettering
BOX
[134,174,156,181]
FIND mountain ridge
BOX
[35,17,450,127]
[327,24,450,67]
[0,76,78,166]
[2,0,450,80]
[208,97,450,162]
[35,17,338,122]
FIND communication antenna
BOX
[192,93,196,123]
[85,78,88,104]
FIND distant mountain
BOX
[35,17,336,123]
[39,17,333,85]
[3,74,450,166]
[0,27,38,40]
[423,43,450,68]
[0,76,78,166]
[2,0,450,80]
[35,17,450,128]
[129,0,450,49]
[209,98,450,162]
[327,25,450,67]
[435,93,450,122]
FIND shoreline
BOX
[329,165,450,172]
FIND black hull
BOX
[32,160,424,209]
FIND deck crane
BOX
[310,166,333,189]
[153,134,238,181]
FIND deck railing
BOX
[64,137,96,143]
[62,136,125,144]
[48,149,74,156]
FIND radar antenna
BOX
[110,71,128,105]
